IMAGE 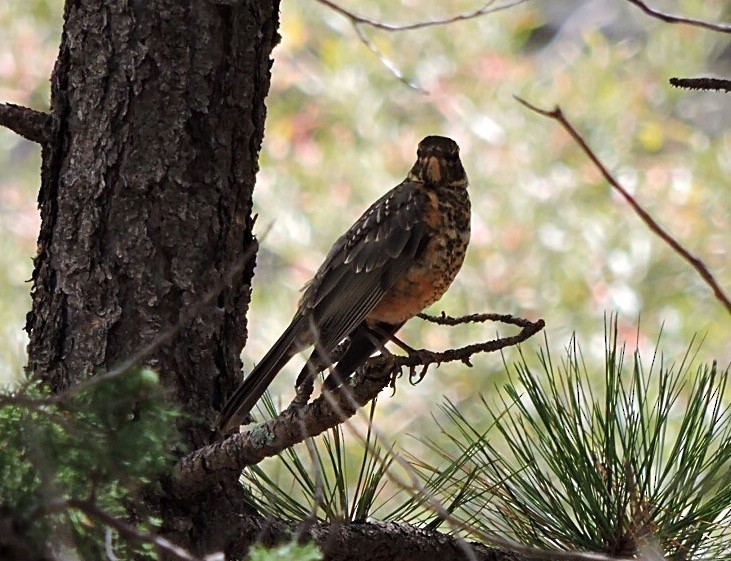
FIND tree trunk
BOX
[20,3,528,560]
[25,0,280,555]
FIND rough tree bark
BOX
[24,0,280,556]
[26,0,277,449]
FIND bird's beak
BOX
[425,156,443,183]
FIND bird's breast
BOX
[367,186,470,325]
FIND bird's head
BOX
[409,135,467,188]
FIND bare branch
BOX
[670,76,731,93]
[314,0,529,32]
[418,311,535,327]
[353,24,427,93]
[515,96,731,316]
[403,313,545,374]
[0,103,52,144]
[624,0,731,33]
[315,0,526,91]
[172,314,544,494]
[173,355,398,493]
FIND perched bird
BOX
[216,135,471,434]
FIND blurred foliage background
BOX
[1,0,730,432]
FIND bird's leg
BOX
[288,375,314,412]
[370,324,416,356]
[361,324,407,392]
[363,327,394,360]
[385,332,417,355]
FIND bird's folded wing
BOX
[299,179,430,353]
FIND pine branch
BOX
[31,498,220,561]
[69,499,218,561]
[0,103,52,144]
[172,315,544,494]
[229,515,530,561]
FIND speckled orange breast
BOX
[367,185,470,325]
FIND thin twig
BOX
[624,0,731,34]
[315,0,527,90]
[515,96,731,316]
[0,103,52,144]
[670,77,731,93]
[315,0,528,32]
[418,311,537,327]
[353,24,426,93]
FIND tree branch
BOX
[670,76,731,93]
[515,96,731,316]
[226,500,621,561]
[314,0,528,32]
[0,103,52,144]
[229,515,530,561]
[624,0,731,33]
[172,314,544,495]
[314,0,526,92]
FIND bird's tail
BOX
[215,315,307,434]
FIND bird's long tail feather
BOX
[215,315,307,434]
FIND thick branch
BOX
[624,0,731,33]
[516,97,731,316]
[172,314,544,494]
[0,103,51,144]
[230,516,528,561]
[172,356,394,494]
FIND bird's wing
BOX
[215,179,430,434]
[298,179,431,355]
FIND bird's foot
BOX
[284,376,315,415]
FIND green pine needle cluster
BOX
[244,397,393,523]
[244,322,731,559]
[0,369,178,561]
[430,326,731,559]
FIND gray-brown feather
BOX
[298,180,430,355]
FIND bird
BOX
[215,135,470,434]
